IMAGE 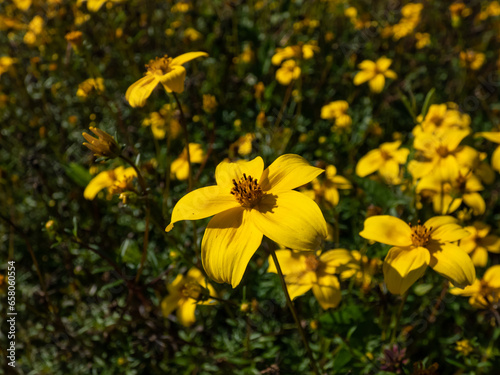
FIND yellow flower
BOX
[171,143,205,180]
[77,78,105,98]
[0,57,17,77]
[184,27,202,42]
[338,250,382,290]
[267,249,352,309]
[415,32,430,49]
[414,103,471,137]
[202,94,218,114]
[166,155,328,287]
[275,59,301,86]
[233,44,254,64]
[356,141,409,184]
[353,57,397,93]
[450,265,500,309]
[455,340,473,356]
[271,43,319,66]
[476,132,500,172]
[360,215,475,295]
[86,0,124,12]
[161,268,216,327]
[390,3,423,40]
[13,0,31,10]
[460,222,500,267]
[321,101,352,129]
[82,127,120,158]
[230,133,255,157]
[459,50,485,71]
[84,166,137,200]
[125,52,208,107]
[303,165,351,207]
[23,15,44,46]
[142,104,181,140]
[65,31,83,50]
[416,169,485,215]
[171,1,192,13]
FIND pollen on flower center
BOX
[410,222,433,247]
[181,281,202,299]
[146,56,173,75]
[380,149,392,160]
[230,173,263,208]
[305,255,320,272]
[436,145,449,157]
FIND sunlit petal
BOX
[170,51,209,66]
[359,215,413,247]
[429,242,475,288]
[125,75,159,107]
[312,274,342,309]
[369,74,385,93]
[356,150,384,177]
[215,156,264,191]
[160,65,187,93]
[177,299,197,327]
[383,246,430,295]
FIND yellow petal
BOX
[170,51,208,66]
[449,279,481,296]
[312,274,342,309]
[201,207,263,287]
[470,247,488,267]
[426,216,469,242]
[483,235,500,252]
[429,242,475,288]
[285,272,315,300]
[267,250,307,275]
[356,150,384,177]
[463,193,485,215]
[443,129,470,151]
[166,186,239,232]
[330,175,352,189]
[378,159,400,182]
[324,186,339,206]
[393,148,410,164]
[358,60,376,71]
[161,293,180,317]
[125,75,159,108]
[170,158,189,180]
[369,74,385,93]
[83,170,114,200]
[484,265,500,288]
[359,215,412,247]
[491,146,500,172]
[160,65,186,93]
[252,191,328,251]
[188,143,205,163]
[215,156,264,191]
[177,299,197,327]
[353,70,374,85]
[476,131,500,144]
[376,56,392,71]
[320,249,354,274]
[259,154,324,193]
[383,246,430,295]
[384,69,397,80]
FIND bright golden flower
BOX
[321,101,352,129]
[65,31,83,50]
[271,43,319,66]
[415,32,430,49]
[83,166,137,200]
[390,3,423,40]
[0,57,17,77]
[230,133,255,157]
[476,131,500,172]
[338,250,382,290]
[171,143,205,180]
[460,50,485,71]
[202,94,218,114]
[356,141,409,184]
[77,78,105,98]
[23,15,44,46]
[450,265,500,309]
[125,52,208,107]
[142,104,181,140]
[166,155,328,287]
[82,127,120,158]
[86,0,124,12]
[353,57,397,93]
[305,165,352,207]
[455,340,473,356]
[13,0,31,11]
[184,27,202,42]
[460,222,500,267]
[360,215,475,295]
[414,103,471,137]
[161,268,216,327]
[275,59,301,86]
[267,249,352,309]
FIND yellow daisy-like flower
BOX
[267,249,353,309]
[353,57,397,93]
[275,59,301,86]
[460,222,500,267]
[414,103,471,137]
[125,51,208,107]
[171,143,205,180]
[0,57,17,77]
[476,131,500,172]
[356,140,409,184]
[449,265,500,309]
[86,0,124,12]
[161,267,217,327]
[166,155,328,287]
[83,166,137,200]
[321,101,352,129]
[338,250,382,290]
[360,215,475,295]
[459,50,486,71]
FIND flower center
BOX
[181,281,202,299]
[146,56,173,76]
[305,255,320,272]
[436,145,449,157]
[380,149,392,160]
[410,222,432,247]
[231,173,263,208]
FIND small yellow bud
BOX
[82,127,121,159]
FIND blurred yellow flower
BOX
[338,250,382,291]
[142,104,181,140]
[450,265,500,309]
[271,42,319,66]
[230,133,255,157]
[171,1,192,13]
[125,51,208,107]
[86,0,124,12]
[84,166,137,200]
[184,27,202,42]
[24,15,44,45]
[267,248,353,309]
[171,143,205,180]
[233,44,254,64]
[459,50,485,71]
[275,59,301,85]
[360,215,475,295]
[77,78,105,98]
[202,94,218,114]
[166,155,328,287]
[321,101,352,129]
[353,57,397,93]
[390,3,423,40]
[161,268,216,327]
[13,0,31,11]
[476,132,500,172]
[455,340,473,356]
[477,1,500,21]
[65,31,83,50]
[0,56,17,77]
[414,103,471,137]
[460,222,500,267]
[415,32,430,49]
[356,141,409,184]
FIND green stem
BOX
[269,246,320,375]
[391,292,408,343]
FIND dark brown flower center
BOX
[146,56,173,75]
[305,255,320,272]
[410,222,432,247]
[231,173,263,208]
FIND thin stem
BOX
[269,246,320,375]
[391,291,408,343]
[119,154,147,195]
[172,92,193,192]
[274,82,294,129]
